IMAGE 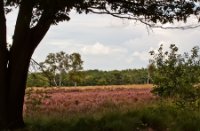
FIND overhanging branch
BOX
[88,7,200,30]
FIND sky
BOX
[6,10,200,70]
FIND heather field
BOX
[24,84,154,115]
[23,85,200,131]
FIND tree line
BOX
[28,51,152,87]
[27,68,150,87]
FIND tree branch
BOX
[12,0,34,46]
[30,58,53,82]
[88,7,200,30]
[30,10,53,49]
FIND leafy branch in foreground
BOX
[149,44,200,108]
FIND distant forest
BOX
[27,69,150,87]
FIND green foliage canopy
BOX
[4,0,200,28]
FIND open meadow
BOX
[23,85,200,131]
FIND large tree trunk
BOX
[0,0,52,129]
[7,42,34,129]
[0,47,8,129]
[6,0,34,128]
[0,0,9,129]
[6,32,50,130]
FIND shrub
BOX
[149,44,200,108]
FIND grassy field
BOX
[22,84,200,131]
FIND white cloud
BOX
[81,42,125,55]
[132,51,149,61]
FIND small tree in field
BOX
[40,52,83,86]
[40,51,70,86]
[149,44,200,107]
[68,53,83,86]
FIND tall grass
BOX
[22,101,200,131]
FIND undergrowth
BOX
[21,101,200,131]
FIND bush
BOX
[149,44,200,108]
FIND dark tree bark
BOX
[0,0,9,129]
[0,0,52,129]
[6,0,34,128]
